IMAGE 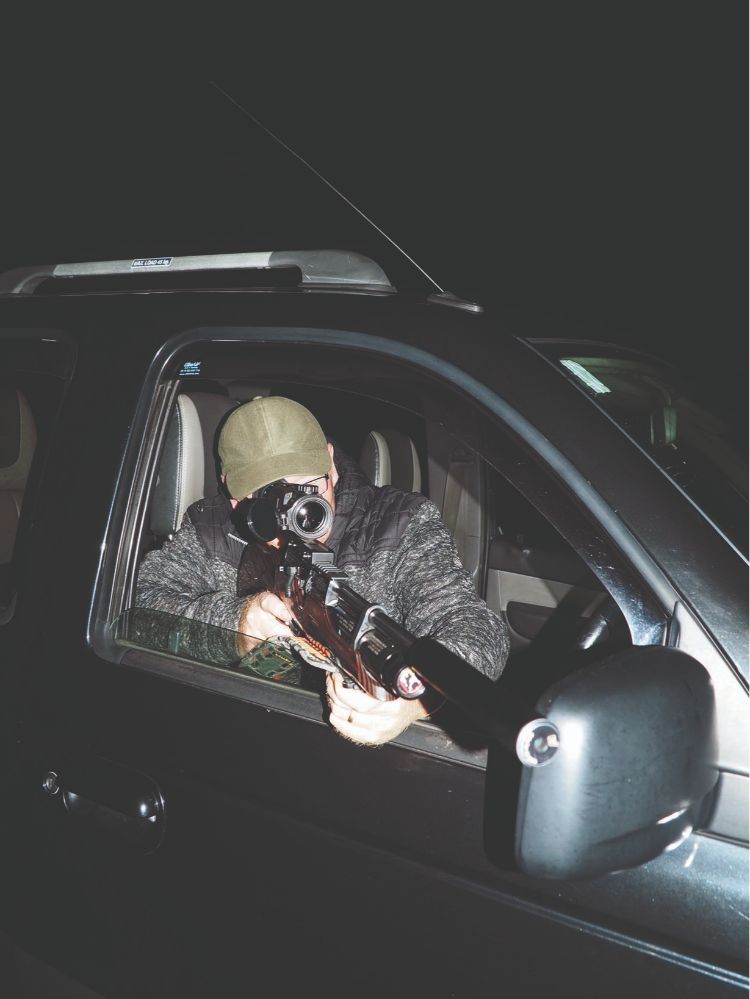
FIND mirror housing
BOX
[515,646,717,880]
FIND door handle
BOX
[42,755,165,852]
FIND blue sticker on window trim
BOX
[179,361,202,377]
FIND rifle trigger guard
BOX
[352,604,386,649]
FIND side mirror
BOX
[514,646,717,880]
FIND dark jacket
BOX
[136,445,509,679]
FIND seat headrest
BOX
[359,429,422,493]
[0,387,37,491]
[151,393,238,537]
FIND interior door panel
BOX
[486,537,602,650]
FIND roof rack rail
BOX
[0,249,395,295]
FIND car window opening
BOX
[101,337,648,752]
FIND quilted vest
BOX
[187,443,426,569]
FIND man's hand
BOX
[326,671,429,746]
[237,591,295,654]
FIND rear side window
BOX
[0,333,74,623]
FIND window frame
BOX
[88,325,670,764]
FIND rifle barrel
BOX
[405,636,533,752]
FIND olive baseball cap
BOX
[218,396,331,499]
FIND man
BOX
[136,396,509,745]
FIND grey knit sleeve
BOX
[391,501,510,680]
[135,518,248,633]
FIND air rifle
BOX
[234,481,532,751]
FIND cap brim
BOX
[225,449,331,499]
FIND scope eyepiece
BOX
[242,481,334,543]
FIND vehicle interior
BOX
[0,382,41,618]
[0,386,36,568]
[130,338,633,722]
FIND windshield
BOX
[549,348,747,555]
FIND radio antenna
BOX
[209,80,444,294]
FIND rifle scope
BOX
[242,481,334,543]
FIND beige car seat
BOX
[0,386,37,566]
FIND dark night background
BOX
[1,7,746,427]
